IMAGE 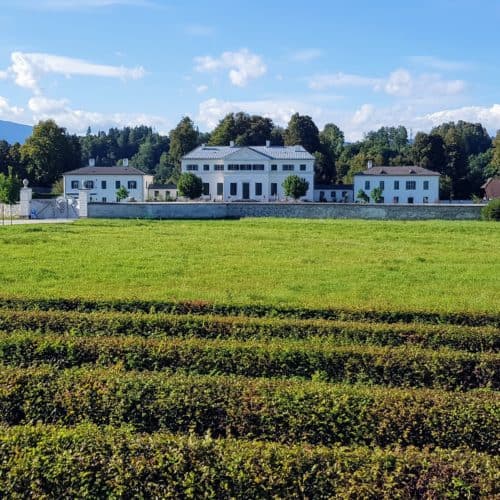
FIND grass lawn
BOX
[0,218,498,314]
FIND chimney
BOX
[266,140,271,147]
[367,160,373,169]
[89,158,95,167]
[229,140,235,147]
[123,158,129,167]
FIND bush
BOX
[282,175,309,199]
[0,309,496,352]
[0,334,497,390]
[0,424,497,498]
[481,198,500,220]
[0,367,497,451]
[177,172,203,199]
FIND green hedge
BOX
[0,425,498,498]
[0,297,498,326]
[0,309,497,352]
[0,333,496,390]
[0,367,497,451]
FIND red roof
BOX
[482,178,500,199]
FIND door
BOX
[242,182,250,200]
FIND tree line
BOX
[0,114,499,199]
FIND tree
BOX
[209,112,274,146]
[313,151,335,184]
[177,172,202,199]
[490,130,500,177]
[282,175,309,200]
[320,123,344,161]
[116,186,129,202]
[168,117,199,180]
[356,189,369,203]
[0,167,21,224]
[284,113,320,153]
[21,120,81,186]
[370,186,384,203]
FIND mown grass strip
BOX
[0,333,496,390]
[0,297,498,326]
[0,309,497,352]
[0,367,497,452]
[0,424,498,499]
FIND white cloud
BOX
[409,56,472,72]
[290,49,323,62]
[197,97,321,129]
[194,49,266,87]
[351,104,375,125]
[0,96,24,119]
[26,95,169,134]
[309,68,466,99]
[8,52,145,93]
[422,104,500,130]
[195,85,208,94]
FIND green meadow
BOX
[0,218,498,314]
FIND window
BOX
[101,180,107,189]
[83,180,94,189]
[393,196,399,203]
[202,183,210,196]
[331,191,337,200]
[342,191,347,201]
[115,180,121,189]
[252,164,265,171]
[408,197,414,204]
[217,183,223,196]
[128,181,137,190]
[228,164,239,171]
[282,164,294,171]
[423,180,429,190]
[186,164,198,171]
[71,180,79,189]
[271,164,277,171]
[300,164,306,171]
[230,183,237,196]
[365,180,370,190]
[379,181,385,189]
[239,164,252,171]
[271,183,278,196]
[154,190,159,198]
[406,180,416,190]
[394,180,400,190]
[423,196,429,203]
[102,197,107,203]
[203,164,210,171]
[214,165,224,171]
[255,183,262,196]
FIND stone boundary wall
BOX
[88,202,483,220]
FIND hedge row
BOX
[0,333,497,390]
[0,297,498,326]
[0,309,497,352]
[0,424,498,499]
[0,367,497,451]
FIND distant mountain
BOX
[0,120,32,144]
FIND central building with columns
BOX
[180,141,315,202]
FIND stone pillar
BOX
[19,179,32,218]
[78,189,90,218]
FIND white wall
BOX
[353,175,439,204]
[313,188,354,202]
[64,174,153,202]
[181,160,315,201]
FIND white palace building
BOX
[180,141,315,202]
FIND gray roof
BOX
[314,184,353,190]
[64,166,147,176]
[148,183,177,190]
[182,144,315,161]
[355,166,440,176]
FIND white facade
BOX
[354,166,440,204]
[63,165,153,202]
[148,183,178,201]
[181,143,315,202]
[313,185,354,202]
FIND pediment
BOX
[224,147,270,161]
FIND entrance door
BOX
[242,182,250,200]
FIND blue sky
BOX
[0,0,499,140]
